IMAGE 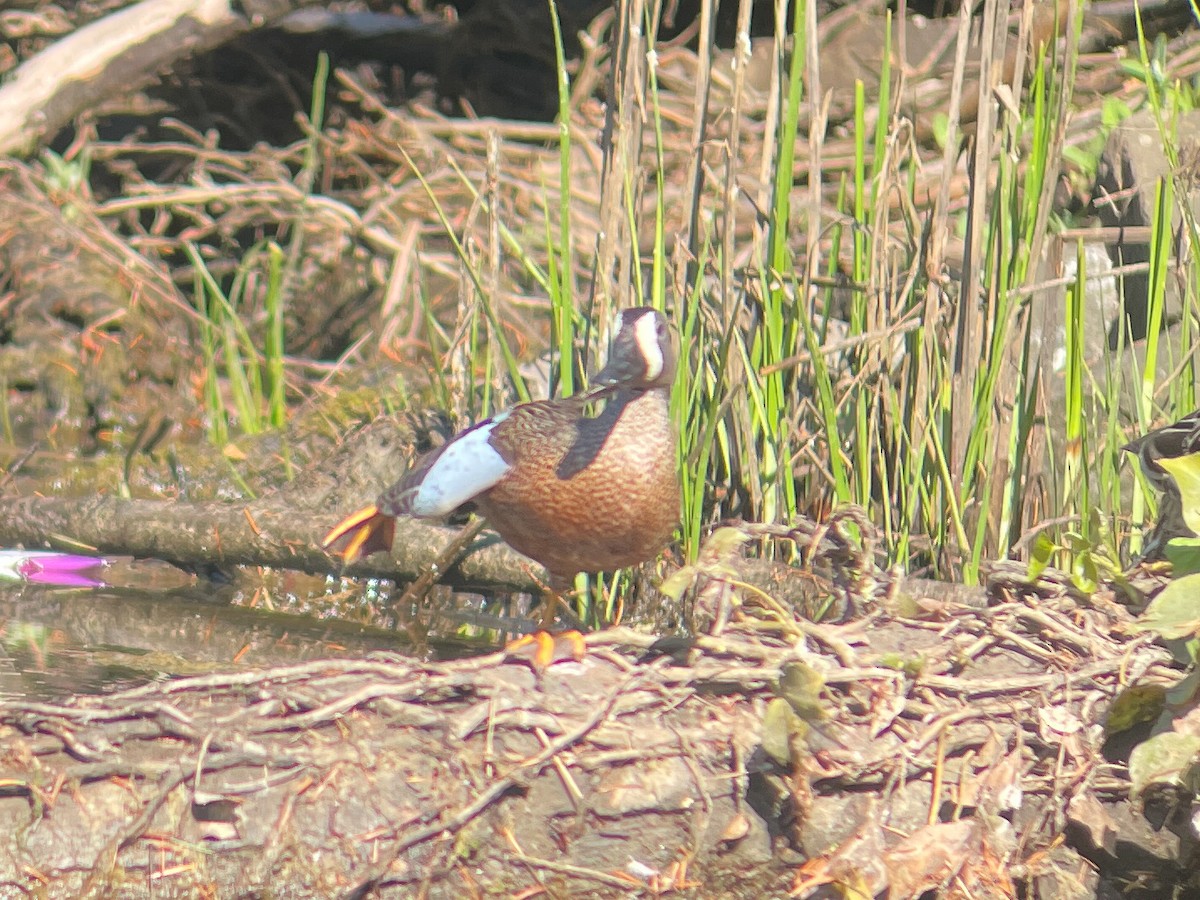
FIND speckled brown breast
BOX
[474,388,678,583]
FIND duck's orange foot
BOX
[506,630,587,672]
[322,505,396,565]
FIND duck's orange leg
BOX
[505,577,587,671]
[506,629,587,671]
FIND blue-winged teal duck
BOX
[323,307,680,647]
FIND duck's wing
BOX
[323,395,592,564]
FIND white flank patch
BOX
[632,311,663,381]
[409,416,511,517]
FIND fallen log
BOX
[0,491,539,594]
[0,0,318,156]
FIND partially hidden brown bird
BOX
[323,306,680,663]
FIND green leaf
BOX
[762,698,802,767]
[1166,668,1200,707]
[889,591,923,619]
[1128,732,1200,798]
[1104,683,1167,735]
[1131,573,1200,640]
[1072,549,1099,594]
[657,564,697,602]
[703,526,754,560]
[1101,96,1132,128]
[878,653,925,677]
[776,662,826,722]
[658,526,751,601]
[1156,454,1200,535]
[931,112,949,149]
[1027,532,1056,582]
[1164,537,1200,576]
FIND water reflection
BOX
[0,573,418,701]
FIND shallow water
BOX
[0,568,421,701]
[0,553,537,701]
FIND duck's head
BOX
[592,307,678,392]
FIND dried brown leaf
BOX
[884,819,979,900]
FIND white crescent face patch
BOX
[631,310,664,382]
[408,414,512,517]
